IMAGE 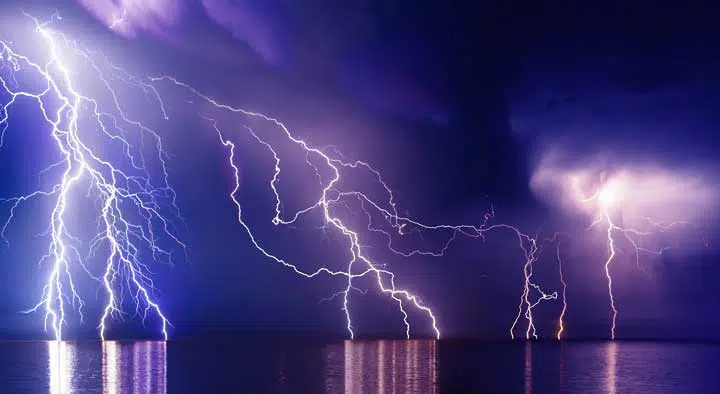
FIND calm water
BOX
[0,339,717,393]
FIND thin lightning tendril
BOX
[556,238,568,340]
[0,13,183,341]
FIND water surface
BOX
[0,339,717,393]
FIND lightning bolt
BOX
[153,75,571,339]
[3,11,565,342]
[555,237,568,340]
[581,177,683,340]
[0,13,183,340]
[190,98,441,339]
[602,208,619,340]
[148,74,567,340]
[508,231,560,340]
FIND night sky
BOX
[0,0,719,340]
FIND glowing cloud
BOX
[75,0,279,62]
[76,0,182,38]
[1,13,183,341]
[530,147,717,338]
[531,148,717,229]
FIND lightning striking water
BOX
[145,75,570,340]
[508,232,560,340]
[1,11,567,341]
[0,13,183,340]
[148,77,442,339]
[580,175,683,339]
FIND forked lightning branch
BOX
[0,11,681,342]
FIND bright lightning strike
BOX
[158,82,443,339]
[141,75,570,340]
[509,232,559,340]
[0,13,184,341]
[581,176,628,339]
[529,145,713,341]
[3,11,565,342]
[556,238,568,340]
[581,172,687,340]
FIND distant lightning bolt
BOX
[509,231,559,340]
[556,238,567,340]
[0,13,183,340]
[580,178,632,339]
[2,11,564,342]
[602,208,618,340]
[580,174,683,340]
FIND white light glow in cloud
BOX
[530,148,718,230]
[76,0,182,38]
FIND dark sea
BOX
[0,339,718,393]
